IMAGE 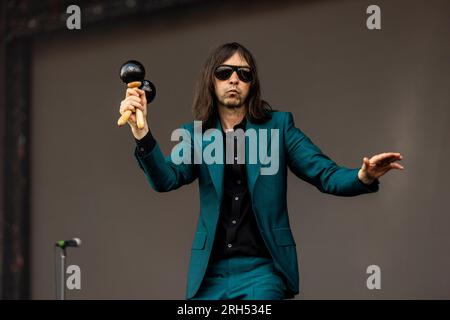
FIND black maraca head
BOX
[119,60,145,84]
[140,79,156,104]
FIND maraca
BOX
[117,60,156,129]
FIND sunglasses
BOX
[214,64,253,83]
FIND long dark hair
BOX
[192,42,272,130]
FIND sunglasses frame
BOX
[214,64,253,83]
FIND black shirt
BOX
[135,119,271,263]
[210,119,271,262]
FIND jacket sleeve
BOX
[283,112,379,196]
[134,124,198,192]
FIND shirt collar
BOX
[222,117,247,133]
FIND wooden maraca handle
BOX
[117,110,132,126]
[117,81,145,129]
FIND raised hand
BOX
[358,152,404,185]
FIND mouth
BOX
[227,89,239,94]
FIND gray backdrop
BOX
[30,0,450,299]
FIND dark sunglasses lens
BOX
[214,67,233,80]
[238,69,253,82]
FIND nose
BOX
[228,71,239,84]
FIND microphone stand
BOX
[54,238,81,300]
[55,245,67,300]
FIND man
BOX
[119,42,404,300]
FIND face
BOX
[213,52,251,110]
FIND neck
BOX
[217,104,247,131]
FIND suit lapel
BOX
[203,117,224,199]
[245,119,271,199]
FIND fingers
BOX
[120,88,148,129]
[126,88,146,102]
[128,113,137,127]
[120,97,145,114]
[119,103,135,115]
[125,88,140,98]
[137,89,147,106]
[371,152,402,162]
[390,162,405,170]
[126,88,146,107]
[370,152,403,166]
[378,156,402,167]
[134,89,147,115]
[127,95,142,103]
[125,100,141,110]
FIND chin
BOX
[225,104,243,110]
[223,98,242,108]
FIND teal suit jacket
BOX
[134,111,379,299]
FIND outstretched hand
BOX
[358,152,404,185]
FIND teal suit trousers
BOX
[190,256,286,300]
